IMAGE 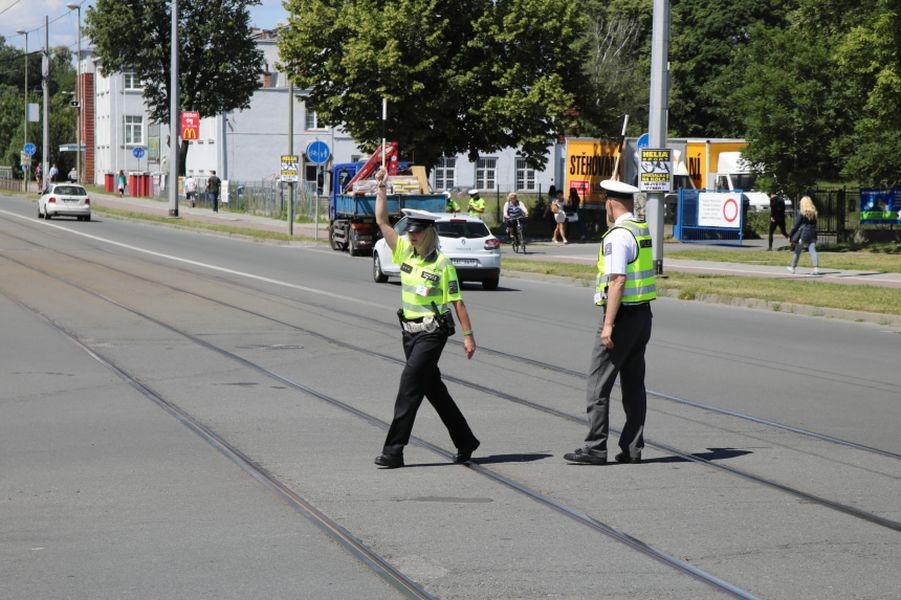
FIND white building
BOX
[84,29,564,197]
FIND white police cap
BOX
[468,189,479,195]
[401,208,440,232]
[600,179,639,200]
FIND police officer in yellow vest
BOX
[467,189,485,217]
[565,180,656,465]
[373,167,480,469]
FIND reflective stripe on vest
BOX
[595,219,657,305]
[400,252,452,318]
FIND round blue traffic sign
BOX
[23,143,36,156]
[636,133,650,149]
[306,140,331,165]
[132,147,145,159]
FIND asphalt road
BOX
[1,195,899,599]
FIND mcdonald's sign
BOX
[180,111,200,141]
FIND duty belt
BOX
[401,315,439,334]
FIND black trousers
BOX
[768,218,787,248]
[382,330,478,457]
[583,303,652,458]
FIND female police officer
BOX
[373,166,480,468]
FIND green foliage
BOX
[729,0,901,188]
[0,40,76,175]
[575,0,652,137]
[83,0,265,173]
[279,0,586,169]
[668,0,797,138]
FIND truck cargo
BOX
[623,138,786,213]
[328,143,446,256]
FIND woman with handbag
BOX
[550,190,568,244]
[787,196,820,276]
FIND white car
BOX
[38,184,92,221]
[372,213,502,290]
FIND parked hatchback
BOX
[38,184,91,221]
[372,213,501,290]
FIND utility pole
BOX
[42,15,49,189]
[168,0,179,217]
[287,81,294,236]
[647,0,671,274]
[67,3,82,183]
[16,29,28,192]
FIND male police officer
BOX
[565,180,656,465]
[467,189,486,217]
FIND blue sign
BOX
[306,140,331,165]
[636,133,650,149]
[132,147,145,159]
[23,143,36,156]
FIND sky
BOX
[1,0,288,52]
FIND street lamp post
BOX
[16,28,29,192]
[67,3,82,183]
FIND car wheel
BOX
[84,214,91,222]
[482,278,499,291]
[44,210,51,220]
[37,204,43,219]
[373,252,388,283]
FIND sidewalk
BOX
[92,191,901,291]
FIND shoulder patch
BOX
[603,242,613,256]
[448,281,459,295]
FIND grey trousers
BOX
[583,304,652,458]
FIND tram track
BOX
[3,215,900,598]
[1,222,898,537]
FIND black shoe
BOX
[614,451,642,464]
[563,448,607,465]
[374,454,404,469]
[454,440,480,463]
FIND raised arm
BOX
[374,167,398,251]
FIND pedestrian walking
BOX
[551,190,568,244]
[206,170,221,213]
[372,166,480,469]
[768,192,789,250]
[787,195,820,275]
[184,175,197,208]
[565,180,656,465]
[116,170,127,196]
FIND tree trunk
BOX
[179,140,191,177]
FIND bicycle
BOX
[506,217,526,254]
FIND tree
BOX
[729,25,842,190]
[728,0,901,189]
[0,41,76,178]
[668,0,796,138]
[576,0,652,138]
[278,0,586,170]
[83,0,265,175]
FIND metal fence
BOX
[786,188,851,243]
[150,177,329,223]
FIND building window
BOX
[515,157,537,191]
[122,71,141,90]
[434,156,456,191]
[305,110,326,130]
[476,157,497,191]
[125,115,143,146]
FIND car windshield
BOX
[54,185,87,195]
[436,220,490,239]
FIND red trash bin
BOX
[104,173,114,192]
[140,173,151,197]
[127,173,138,196]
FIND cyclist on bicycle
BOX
[502,192,529,241]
